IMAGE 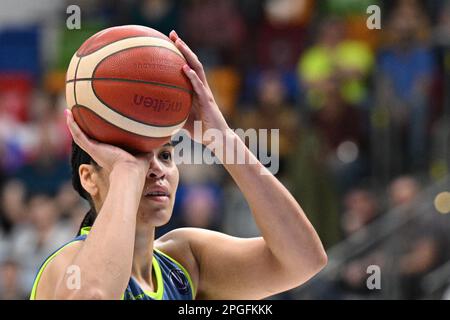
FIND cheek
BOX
[168,166,179,195]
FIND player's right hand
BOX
[65,109,151,177]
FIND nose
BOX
[146,153,165,180]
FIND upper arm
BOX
[161,228,311,300]
[33,241,84,300]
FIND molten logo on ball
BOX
[133,94,182,112]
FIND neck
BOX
[132,222,156,290]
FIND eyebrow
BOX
[163,142,174,147]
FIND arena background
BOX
[0,0,449,300]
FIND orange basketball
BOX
[65,25,192,152]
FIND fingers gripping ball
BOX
[65,25,193,152]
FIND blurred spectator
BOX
[0,180,27,237]
[0,79,35,172]
[0,119,32,174]
[131,0,180,36]
[14,93,70,196]
[385,176,446,299]
[206,67,241,119]
[179,185,221,230]
[387,175,421,207]
[0,258,28,300]
[264,0,314,27]
[55,181,88,234]
[433,1,450,47]
[336,251,385,299]
[10,194,73,292]
[254,0,312,68]
[240,67,299,108]
[240,0,311,106]
[14,132,70,196]
[65,200,90,236]
[221,183,260,238]
[28,91,71,157]
[55,181,82,219]
[0,180,27,264]
[239,71,300,175]
[319,0,381,48]
[429,1,450,122]
[298,17,374,110]
[311,80,365,149]
[285,121,341,248]
[375,0,436,174]
[341,188,380,236]
[181,0,246,67]
[310,80,368,193]
[332,176,442,300]
[327,188,383,299]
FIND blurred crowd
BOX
[0,0,449,300]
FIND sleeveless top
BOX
[30,227,195,300]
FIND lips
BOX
[146,191,169,196]
[144,186,170,198]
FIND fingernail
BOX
[172,30,179,38]
[183,64,191,72]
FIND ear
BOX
[79,164,99,198]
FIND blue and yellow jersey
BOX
[30,227,195,300]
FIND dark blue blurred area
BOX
[0,26,40,79]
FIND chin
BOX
[137,204,173,226]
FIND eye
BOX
[160,150,172,162]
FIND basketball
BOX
[65,25,193,152]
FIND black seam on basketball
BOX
[73,104,175,139]
[87,74,190,128]
[76,36,183,58]
[67,77,193,94]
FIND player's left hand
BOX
[169,30,230,145]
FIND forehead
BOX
[155,142,174,152]
[129,143,173,156]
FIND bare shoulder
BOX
[155,228,269,299]
[34,240,84,300]
[155,227,217,294]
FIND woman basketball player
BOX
[30,31,327,300]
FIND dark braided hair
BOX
[71,140,101,236]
